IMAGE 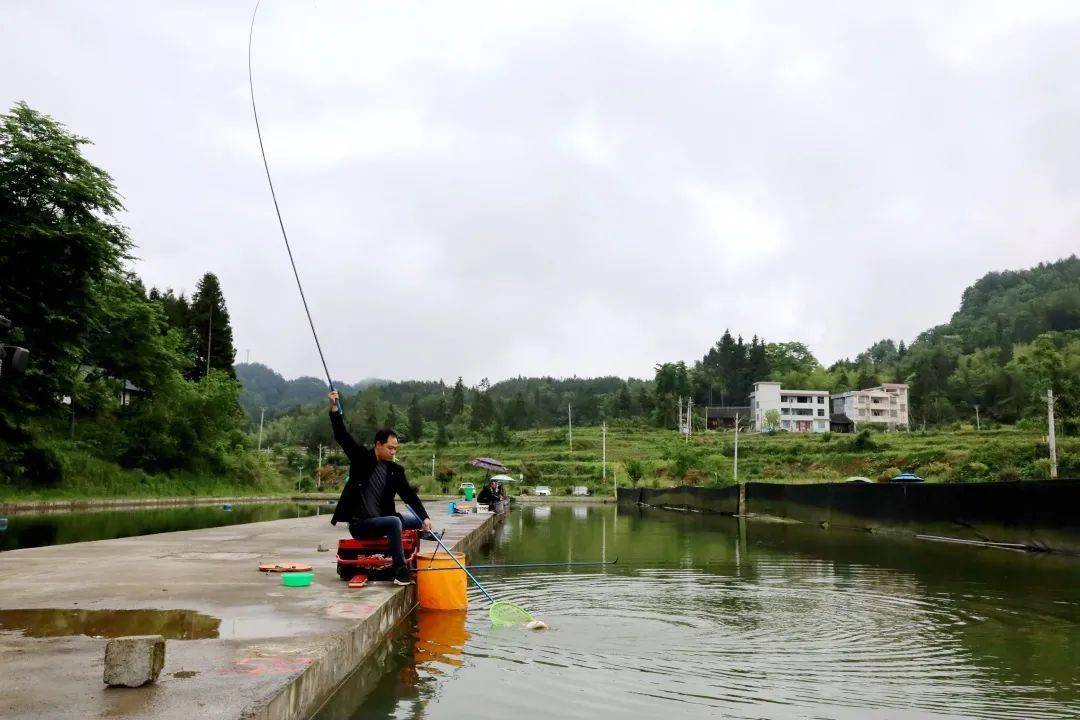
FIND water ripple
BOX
[433,561,1079,720]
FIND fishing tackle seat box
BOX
[336,529,420,581]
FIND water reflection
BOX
[414,610,469,671]
[0,608,219,639]
[320,504,1080,720]
[0,503,322,552]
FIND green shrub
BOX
[853,430,879,451]
[950,461,991,483]
[998,466,1021,482]
[878,466,902,481]
[916,461,951,480]
[1028,458,1053,479]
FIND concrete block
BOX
[103,635,165,687]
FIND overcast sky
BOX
[4,1,1079,385]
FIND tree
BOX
[854,364,879,390]
[435,418,449,449]
[449,377,466,417]
[763,408,782,431]
[364,404,380,438]
[407,395,423,441]
[148,288,191,334]
[470,385,495,430]
[188,272,236,381]
[85,273,187,394]
[434,393,448,423]
[0,102,130,414]
[614,383,635,417]
[653,362,690,426]
[505,390,529,429]
[385,403,398,431]
[766,341,819,378]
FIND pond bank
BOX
[620,479,1080,554]
[0,504,502,719]
[0,495,292,513]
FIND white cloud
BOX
[3,0,1079,383]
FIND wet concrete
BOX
[0,608,220,640]
[0,505,501,720]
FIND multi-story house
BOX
[830,383,909,430]
[748,381,830,433]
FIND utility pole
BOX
[1048,389,1058,479]
[245,348,251,364]
[205,302,213,376]
[317,444,323,490]
[687,398,693,442]
[601,421,607,482]
[733,413,740,484]
[432,453,436,484]
[677,396,683,433]
[973,404,981,431]
[568,403,573,452]
[63,393,75,438]
[257,408,265,452]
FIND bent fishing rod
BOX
[248,0,342,413]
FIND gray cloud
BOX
[3,1,1079,383]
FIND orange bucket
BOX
[417,551,468,610]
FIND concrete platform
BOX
[0,506,501,720]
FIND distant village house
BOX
[704,381,911,433]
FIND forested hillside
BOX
[0,102,280,495]
[235,364,382,419]
[252,256,1079,450]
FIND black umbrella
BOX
[469,457,509,473]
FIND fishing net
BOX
[489,600,543,627]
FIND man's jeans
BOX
[348,509,422,568]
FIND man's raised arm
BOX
[328,390,363,460]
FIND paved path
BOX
[0,505,500,720]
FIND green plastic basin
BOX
[282,571,314,587]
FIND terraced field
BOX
[391,425,1078,495]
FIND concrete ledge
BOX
[0,503,501,719]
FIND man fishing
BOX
[327,389,432,586]
[477,478,505,511]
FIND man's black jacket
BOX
[477,485,505,505]
[329,411,429,526]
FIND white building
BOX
[748,381,830,433]
[830,383,910,430]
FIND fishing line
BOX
[247,0,340,409]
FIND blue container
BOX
[448,501,456,515]
[0,518,7,532]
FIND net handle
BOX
[430,529,495,602]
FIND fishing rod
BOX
[416,558,619,572]
[247,0,341,413]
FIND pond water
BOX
[0,502,325,552]
[317,504,1080,720]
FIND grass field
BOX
[390,425,1079,496]
[0,438,292,502]
[5,424,1074,502]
